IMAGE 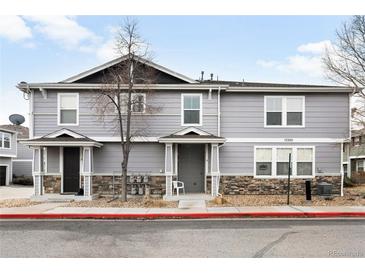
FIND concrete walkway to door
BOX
[0,185,33,200]
[165,194,213,209]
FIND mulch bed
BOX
[0,199,40,208]
[209,186,365,207]
[66,197,178,208]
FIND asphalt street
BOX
[0,219,364,257]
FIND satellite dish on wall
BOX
[9,114,25,126]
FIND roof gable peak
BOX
[61,55,197,84]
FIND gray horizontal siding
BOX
[93,143,165,174]
[0,131,16,156]
[220,93,349,138]
[33,90,218,137]
[220,142,341,175]
[13,161,32,177]
[16,142,33,159]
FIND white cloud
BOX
[25,16,100,51]
[256,40,334,80]
[96,38,119,61]
[297,40,332,54]
[0,16,32,42]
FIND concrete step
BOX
[178,199,206,209]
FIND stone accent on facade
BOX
[92,175,166,197]
[43,175,61,194]
[206,176,211,194]
[220,176,341,195]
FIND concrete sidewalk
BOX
[1,204,365,218]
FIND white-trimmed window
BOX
[118,93,146,114]
[254,146,314,177]
[58,93,79,125]
[255,148,272,176]
[356,160,364,172]
[265,96,305,127]
[182,94,202,126]
[0,132,11,149]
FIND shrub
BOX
[12,177,33,186]
[344,176,356,187]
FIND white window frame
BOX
[0,132,11,149]
[115,93,146,114]
[254,146,315,178]
[57,93,79,126]
[264,96,305,128]
[181,93,203,126]
[356,160,365,172]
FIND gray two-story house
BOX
[18,56,352,199]
[0,125,33,186]
[0,127,17,186]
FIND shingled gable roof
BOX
[20,128,103,147]
[159,127,225,143]
[61,55,198,84]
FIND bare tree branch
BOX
[323,15,365,129]
[92,18,158,201]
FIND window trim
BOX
[254,145,315,178]
[115,93,146,114]
[264,96,305,128]
[181,93,203,126]
[356,160,365,172]
[0,132,11,149]
[57,93,79,126]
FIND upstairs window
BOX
[182,94,202,126]
[118,93,146,114]
[58,93,79,125]
[265,96,305,127]
[0,132,11,149]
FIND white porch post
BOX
[82,147,93,197]
[165,143,173,197]
[211,143,220,196]
[32,147,43,196]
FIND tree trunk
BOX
[121,163,128,202]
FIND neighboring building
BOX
[17,56,353,199]
[0,125,33,186]
[0,127,16,185]
[343,129,365,184]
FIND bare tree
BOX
[93,18,156,201]
[323,15,365,128]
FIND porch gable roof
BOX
[20,128,103,147]
[159,127,225,144]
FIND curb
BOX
[1,212,365,219]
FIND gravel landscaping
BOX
[209,185,365,207]
[66,197,178,208]
[0,199,40,208]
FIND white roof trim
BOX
[159,138,225,144]
[43,128,86,139]
[20,140,103,148]
[19,83,224,90]
[173,127,211,136]
[61,56,198,84]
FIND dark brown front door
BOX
[0,166,6,186]
[63,147,80,193]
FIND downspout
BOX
[217,86,221,137]
[340,142,344,197]
[30,88,34,139]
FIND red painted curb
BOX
[1,212,365,219]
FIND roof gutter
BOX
[16,83,229,90]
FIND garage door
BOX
[0,166,6,186]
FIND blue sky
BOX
[0,16,350,125]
